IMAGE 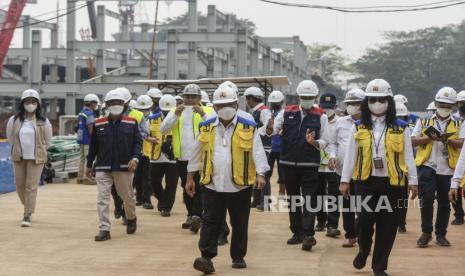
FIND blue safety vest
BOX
[77,108,94,145]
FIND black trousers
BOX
[342,180,358,239]
[146,162,179,212]
[282,166,319,237]
[133,156,150,203]
[254,152,273,207]
[316,172,341,229]
[268,151,283,184]
[357,177,402,272]
[111,183,123,213]
[199,187,252,260]
[418,166,451,236]
[398,183,409,228]
[452,187,464,221]
[177,160,202,217]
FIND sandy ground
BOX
[0,178,464,276]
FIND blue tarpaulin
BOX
[0,141,15,194]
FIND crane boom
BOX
[0,0,27,76]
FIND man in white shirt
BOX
[412,87,465,247]
[186,85,268,274]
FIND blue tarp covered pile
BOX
[0,140,15,194]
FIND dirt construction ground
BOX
[0,174,465,276]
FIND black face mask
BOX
[271,104,281,111]
[162,111,169,117]
[459,105,465,114]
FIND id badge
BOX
[373,157,384,169]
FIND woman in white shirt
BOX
[6,89,52,227]
[339,79,418,276]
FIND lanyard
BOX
[435,118,449,133]
[370,124,387,157]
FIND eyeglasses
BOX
[368,97,388,104]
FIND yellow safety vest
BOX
[128,109,143,125]
[352,120,408,187]
[142,113,169,160]
[172,106,214,159]
[198,116,257,186]
[415,118,461,169]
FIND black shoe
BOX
[94,231,111,241]
[353,253,366,270]
[398,225,407,233]
[451,218,464,225]
[218,236,228,246]
[436,235,451,246]
[190,216,202,234]
[136,201,143,206]
[251,201,258,208]
[417,233,432,248]
[232,259,247,269]
[182,216,192,229]
[193,257,215,274]
[256,204,265,212]
[315,222,325,232]
[326,227,341,238]
[161,210,171,217]
[301,236,316,251]
[373,270,389,276]
[287,234,303,245]
[126,217,137,234]
[114,208,123,219]
[143,202,154,210]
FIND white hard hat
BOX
[435,87,457,104]
[213,86,238,104]
[393,94,408,104]
[201,91,211,103]
[344,88,365,103]
[147,88,163,99]
[218,81,238,94]
[159,95,177,111]
[395,102,409,117]
[174,95,183,101]
[183,84,201,95]
[129,100,137,109]
[136,95,153,110]
[84,93,100,105]
[268,90,284,103]
[365,79,393,97]
[116,87,132,103]
[296,80,319,97]
[244,87,264,99]
[21,89,40,101]
[426,101,436,111]
[105,89,125,102]
[457,90,465,102]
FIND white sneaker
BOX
[21,216,31,227]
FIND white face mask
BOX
[436,107,453,118]
[108,105,124,116]
[325,109,335,117]
[300,99,315,110]
[346,105,361,116]
[368,102,388,115]
[24,103,37,113]
[217,107,237,121]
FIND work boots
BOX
[126,217,137,234]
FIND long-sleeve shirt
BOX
[327,115,357,176]
[319,114,339,173]
[251,103,272,136]
[451,144,465,188]
[187,115,270,193]
[340,115,418,185]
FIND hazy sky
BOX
[5,0,465,61]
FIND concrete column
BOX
[141,23,150,41]
[207,5,216,32]
[236,30,247,77]
[30,30,42,84]
[206,50,214,78]
[273,54,282,76]
[22,60,29,81]
[49,97,58,120]
[250,38,259,76]
[65,92,76,115]
[167,30,177,79]
[221,55,229,77]
[96,5,106,76]
[188,42,197,79]
[222,14,231,32]
[262,46,271,76]
[66,0,76,83]
[188,0,198,32]
[51,24,58,48]
[22,16,30,48]
[49,64,58,83]
[121,13,129,65]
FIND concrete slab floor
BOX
[0,181,464,276]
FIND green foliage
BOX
[162,12,256,33]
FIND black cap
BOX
[319,93,337,109]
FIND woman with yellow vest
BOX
[412,87,464,248]
[160,84,214,233]
[340,79,418,276]
[185,85,268,274]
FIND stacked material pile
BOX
[46,136,80,181]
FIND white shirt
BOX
[187,115,270,193]
[411,114,465,176]
[271,105,330,150]
[328,115,357,176]
[319,114,339,173]
[160,106,212,161]
[451,144,465,188]
[251,103,272,137]
[341,115,418,185]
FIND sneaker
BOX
[398,225,407,233]
[161,210,171,217]
[315,222,325,232]
[301,236,317,251]
[126,217,137,234]
[436,235,451,246]
[287,234,303,245]
[193,257,215,274]
[232,259,247,269]
[342,238,357,248]
[190,216,202,234]
[417,233,432,248]
[143,202,154,210]
[326,227,341,238]
[373,270,389,276]
[451,218,464,225]
[353,253,366,270]
[94,230,111,241]
[21,216,31,227]
[182,216,192,229]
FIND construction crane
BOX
[0,0,28,76]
